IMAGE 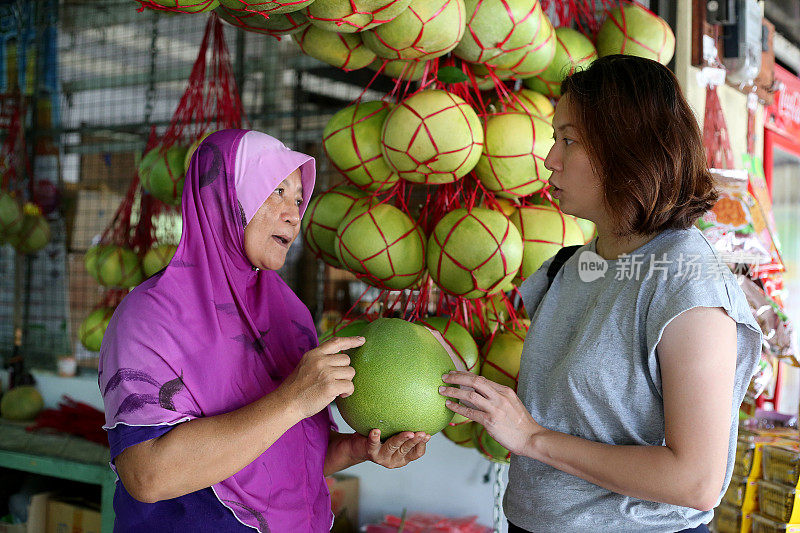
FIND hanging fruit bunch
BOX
[0,96,52,255]
[131,0,675,460]
[80,14,245,353]
[285,0,675,462]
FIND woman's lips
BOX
[272,235,289,248]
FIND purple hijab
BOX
[99,129,334,532]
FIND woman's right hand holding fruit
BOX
[280,336,364,420]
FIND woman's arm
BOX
[440,306,737,511]
[115,336,363,503]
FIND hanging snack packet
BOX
[697,169,772,266]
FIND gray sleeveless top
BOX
[504,226,761,532]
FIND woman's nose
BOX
[283,203,300,226]
[543,144,561,173]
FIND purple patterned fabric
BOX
[99,129,334,532]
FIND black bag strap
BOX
[545,245,582,290]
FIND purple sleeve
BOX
[107,424,176,462]
[326,405,338,432]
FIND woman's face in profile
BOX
[243,168,304,271]
[544,95,604,224]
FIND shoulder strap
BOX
[545,245,583,290]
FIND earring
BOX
[252,266,260,272]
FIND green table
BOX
[0,420,116,532]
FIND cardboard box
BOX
[26,492,51,533]
[45,498,101,533]
[327,474,359,532]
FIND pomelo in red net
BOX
[596,3,675,65]
[524,27,596,98]
[323,101,399,192]
[474,112,553,199]
[380,90,483,184]
[293,25,376,70]
[427,207,522,298]
[362,0,466,60]
[510,203,585,280]
[301,185,368,268]
[335,199,426,290]
[306,0,412,33]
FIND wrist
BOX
[523,427,550,461]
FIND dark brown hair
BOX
[560,54,717,237]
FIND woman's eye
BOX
[563,138,575,146]
[274,187,284,196]
[296,198,303,207]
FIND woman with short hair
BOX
[440,55,761,533]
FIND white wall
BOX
[330,407,508,531]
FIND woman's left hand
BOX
[349,430,430,469]
[439,371,544,456]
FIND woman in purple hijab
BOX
[99,130,430,533]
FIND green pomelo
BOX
[97,246,144,288]
[335,318,456,437]
[575,217,596,243]
[498,88,554,119]
[79,307,115,352]
[427,207,522,299]
[143,244,177,277]
[596,4,675,65]
[523,27,596,98]
[443,417,476,448]
[320,318,370,343]
[302,186,368,268]
[415,316,480,373]
[480,329,524,390]
[381,90,483,184]
[474,424,510,463]
[454,0,547,66]
[474,112,553,199]
[0,190,23,238]
[466,8,555,76]
[85,244,110,282]
[151,0,220,13]
[140,146,188,206]
[306,0,412,33]
[293,26,376,71]
[368,58,429,81]
[510,204,585,279]
[216,6,310,35]
[323,102,399,193]
[362,0,466,60]
[0,386,44,421]
[500,15,557,76]
[11,213,51,254]
[335,200,426,290]
[184,132,213,171]
[220,0,314,14]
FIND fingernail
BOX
[442,374,449,380]
[358,336,366,341]
[438,386,445,393]
[445,400,453,406]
